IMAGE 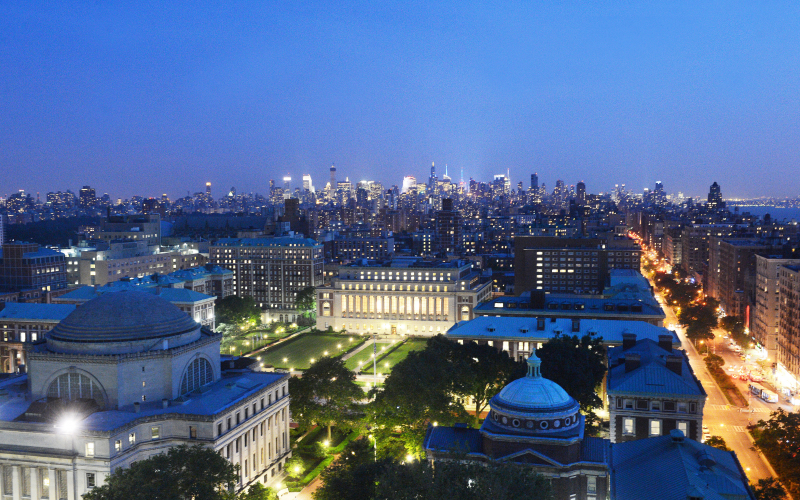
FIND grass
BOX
[286,427,359,492]
[222,327,300,357]
[374,339,427,372]
[254,332,364,370]
[346,341,396,373]
[706,359,749,407]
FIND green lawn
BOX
[254,333,362,370]
[375,339,428,373]
[345,341,397,373]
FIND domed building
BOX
[0,290,291,499]
[426,353,609,499]
[425,352,755,500]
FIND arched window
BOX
[47,373,105,407]
[180,358,213,395]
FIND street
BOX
[654,288,778,482]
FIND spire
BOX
[526,352,542,378]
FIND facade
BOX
[777,265,800,392]
[607,335,706,443]
[434,198,461,255]
[446,316,679,362]
[753,254,800,362]
[0,303,76,373]
[0,243,67,294]
[169,264,234,299]
[0,291,290,500]
[209,237,324,323]
[316,259,492,336]
[514,236,641,296]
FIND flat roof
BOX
[0,303,76,322]
[447,316,680,347]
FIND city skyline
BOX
[2,2,800,199]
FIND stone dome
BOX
[488,352,582,435]
[47,290,202,354]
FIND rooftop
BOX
[607,339,705,398]
[0,303,76,322]
[447,316,680,347]
[213,237,321,248]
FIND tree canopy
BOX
[752,478,788,500]
[295,286,317,320]
[82,445,241,500]
[313,438,553,500]
[289,356,363,440]
[216,296,262,326]
[537,332,607,415]
[752,409,800,497]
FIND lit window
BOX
[622,417,635,435]
[649,419,661,436]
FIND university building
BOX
[315,259,492,336]
[0,291,290,499]
[210,237,324,323]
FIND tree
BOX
[752,478,788,500]
[238,484,278,500]
[720,315,748,346]
[216,296,262,326]
[83,445,238,500]
[368,347,470,457]
[314,438,553,500]
[679,300,718,343]
[295,287,317,322]
[424,336,520,426]
[537,332,606,415]
[704,435,730,451]
[752,409,800,496]
[289,356,363,440]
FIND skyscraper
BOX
[302,174,314,193]
[283,176,292,200]
[429,162,437,191]
[576,181,586,205]
[531,173,539,191]
[79,185,96,209]
[330,165,336,190]
[707,182,725,210]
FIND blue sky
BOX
[2,1,799,199]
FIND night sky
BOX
[2,2,799,200]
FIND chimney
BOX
[537,318,545,331]
[666,355,683,375]
[133,402,141,413]
[624,353,641,373]
[658,334,674,352]
[571,318,580,333]
[622,332,637,351]
[162,398,169,409]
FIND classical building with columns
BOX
[0,290,290,499]
[315,258,492,336]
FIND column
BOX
[12,466,20,500]
[66,467,74,500]
[48,469,56,500]
[30,468,38,500]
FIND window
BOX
[129,432,136,445]
[677,402,688,413]
[649,419,661,436]
[677,421,689,436]
[180,358,213,395]
[622,417,635,435]
[587,475,597,494]
[47,372,104,408]
[651,401,661,411]
[85,442,95,457]
[151,427,160,439]
[217,423,223,436]
[86,473,96,488]
[623,399,634,409]
[190,426,197,439]
[115,440,121,451]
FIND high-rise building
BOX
[429,162,437,191]
[283,176,292,199]
[778,265,800,392]
[707,182,725,211]
[0,215,5,246]
[401,176,417,194]
[576,181,586,206]
[435,198,461,255]
[210,236,324,323]
[754,253,800,362]
[302,174,314,193]
[79,185,96,209]
[514,236,642,295]
[531,173,539,191]
[329,165,336,194]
